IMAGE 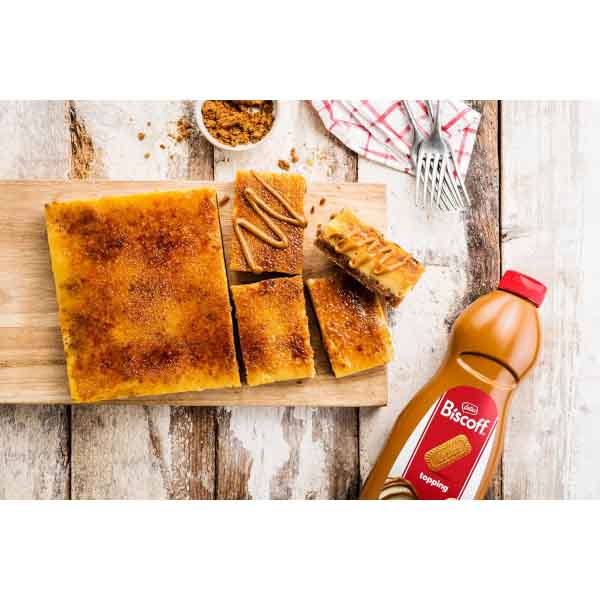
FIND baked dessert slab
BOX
[231,276,315,386]
[315,208,424,306]
[230,170,306,274]
[306,275,393,377]
[45,188,240,403]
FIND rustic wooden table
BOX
[0,101,597,499]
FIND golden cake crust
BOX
[231,276,315,386]
[306,275,393,378]
[315,208,424,306]
[230,170,306,274]
[45,188,240,403]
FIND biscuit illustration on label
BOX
[424,434,472,472]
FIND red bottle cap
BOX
[498,270,547,307]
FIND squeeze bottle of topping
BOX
[360,270,547,500]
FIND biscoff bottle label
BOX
[379,386,498,500]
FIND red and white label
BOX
[386,386,498,500]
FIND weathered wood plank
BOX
[68,101,217,499]
[0,101,70,499]
[463,101,502,499]
[358,101,501,496]
[214,101,360,498]
[501,101,599,499]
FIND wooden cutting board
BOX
[0,180,387,407]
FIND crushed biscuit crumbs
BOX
[144,152,150,159]
[319,197,326,206]
[218,195,230,207]
[177,117,195,140]
[290,147,299,163]
[201,100,274,147]
[160,144,166,150]
[137,132,145,141]
[278,159,290,171]
[306,158,314,167]
[310,206,315,214]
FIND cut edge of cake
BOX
[306,275,393,378]
[231,275,315,387]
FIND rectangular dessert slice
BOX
[306,275,393,378]
[230,170,307,274]
[231,276,315,386]
[315,208,424,306]
[45,188,240,403]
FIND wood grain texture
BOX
[358,101,501,496]
[0,101,71,499]
[67,101,217,499]
[463,101,502,499]
[501,102,600,499]
[214,101,361,498]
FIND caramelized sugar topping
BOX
[46,189,239,402]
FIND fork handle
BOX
[426,100,442,134]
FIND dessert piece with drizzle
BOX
[315,209,424,307]
[230,170,307,274]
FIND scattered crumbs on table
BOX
[144,152,150,159]
[319,197,326,206]
[278,159,290,171]
[137,132,146,141]
[177,117,195,140]
[147,121,151,127]
[218,195,230,207]
[166,117,196,144]
[159,143,166,150]
[306,158,314,167]
[310,206,315,214]
[290,147,299,163]
[169,154,174,160]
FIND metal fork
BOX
[415,101,456,210]
[427,100,470,210]
[402,101,455,211]
[418,101,470,210]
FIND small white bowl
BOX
[195,100,280,152]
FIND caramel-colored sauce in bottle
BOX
[360,271,547,500]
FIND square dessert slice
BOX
[231,276,315,386]
[306,275,393,378]
[315,208,424,306]
[45,188,240,403]
[230,170,307,274]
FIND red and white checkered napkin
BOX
[311,100,481,177]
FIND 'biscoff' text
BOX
[440,399,490,436]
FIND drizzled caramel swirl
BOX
[234,170,307,274]
[327,226,408,276]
